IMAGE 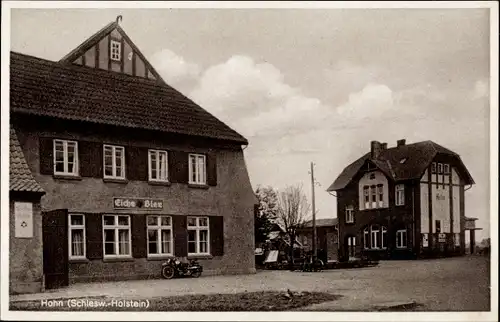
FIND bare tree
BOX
[275,184,310,269]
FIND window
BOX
[396,229,407,248]
[377,184,384,207]
[347,236,356,246]
[103,215,131,257]
[364,225,387,250]
[188,154,206,185]
[103,145,125,179]
[369,173,376,180]
[187,217,210,255]
[444,164,450,174]
[431,162,437,174]
[147,216,173,256]
[333,233,338,244]
[371,185,377,208]
[381,226,387,249]
[363,186,370,209]
[347,236,356,258]
[370,225,380,249]
[438,163,443,174]
[395,184,405,206]
[364,185,386,210]
[54,139,78,176]
[110,40,121,61]
[345,205,354,223]
[454,233,460,246]
[148,150,169,182]
[435,220,441,233]
[363,228,369,249]
[69,214,86,259]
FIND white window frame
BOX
[102,215,132,258]
[188,153,207,185]
[148,149,169,182]
[103,145,126,179]
[431,162,437,174]
[345,205,354,223]
[187,216,210,255]
[347,236,356,246]
[363,228,369,249]
[396,229,407,249]
[377,184,384,207]
[68,214,86,260]
[147,215,173,257]
[363,186,370,209]
[444,164,450,174]
[370,226,380,249]
[53,139,79,176]
[395,184,405,206]
[381,226,387,249]
[371,185,377,209]
[438,163,443,174]
[110,39,122,61]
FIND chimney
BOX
[381,142,387,150]
[370,140,382,159]
[397,139,406,147]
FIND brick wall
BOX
[9,197,44,294]
[337,171,419,261]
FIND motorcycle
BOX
[161,257,203,279]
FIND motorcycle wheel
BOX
[162,266,175,279]
[191,270,201,278]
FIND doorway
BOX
[346,236,356,259]
[42,209,69,289]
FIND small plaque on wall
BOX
[15,202,33,238]
[422,233,429,247]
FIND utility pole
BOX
[310,162,317,260]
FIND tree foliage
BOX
[254,185,279,245]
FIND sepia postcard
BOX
[1,1,498,321]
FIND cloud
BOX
[150,49,201,92]
[149,49,489,240]
[190,55,333,138]
[336,83,394,119]
[473,79,489,100]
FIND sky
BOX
[9,6,493,241]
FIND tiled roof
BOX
[327,140,474,191]
[303,218,338,228]
[10,52,248,145]
[10,128,45,193]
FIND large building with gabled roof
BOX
[327,139,476,261]
[10,17,256,290]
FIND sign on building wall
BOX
[113,197,164,210]
[438,233,446,243]
[422,233,429,247]
[14,202,33,238]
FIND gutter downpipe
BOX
[327,190,340,260]
[412,182,416,258]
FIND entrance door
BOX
[347,236,356,258]
[42,209,69,289]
